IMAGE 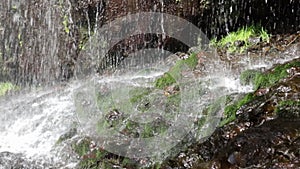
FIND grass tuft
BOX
[211,26,270,53]
[0,82,17,96]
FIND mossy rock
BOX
[275,100,300,119]
[56,128,77,145]
[253,61,300,90]
[72,137,91,157]
[129,87,152,104]
[154,73,176,89]
[154,53,198,89]
[77,146,138,169]
[220,93,255,126]
[240,69,262,85]
[165,93,181,113]
[240,60,300,91]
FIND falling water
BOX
[0,0,299,168]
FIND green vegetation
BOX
[222,60,300,126]
[241,61,300,90]
[211,26,270,53]
[72,137,91,157]
[122,118,169,138]
[240,69,262,85]
[204,96,227,116]
[129,87,152,104]
[78,149,109,169]
[59,0,70,34]
[275,100,300,119]
[154,53,198,89]
[62,15,70,34]
[165,93,181,113]
[0,82,17,96]
[141,121,169,138]
[71,137,132,169]
[220,93,255,126]
[155,73,177,89]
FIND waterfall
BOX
[0,0,298,168]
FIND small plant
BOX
[72,137,91,157]
[0,82,17,96]
[260,27,270,43]
[211,26,270,53]
[62,15,70,34]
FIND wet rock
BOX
[0,152,61,169]
[57,128,78,144]
[161,53,300,169]
[105,109,124,123]
[164,85,180,97]
[0,152,31,169]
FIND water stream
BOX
[1,49,297,168]
[0,0,298,168]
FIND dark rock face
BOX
[71,0,300,73]
[1,0,299,84]
[74,0,299,37]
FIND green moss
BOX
[62,15,70,34]
[183,53,198,68]
[167,92,180,104]
[0,82,17,96]
[240,61,300,90]
[195,117,206,128]
[72,138,91,157]
[211,26,270,53]
[240,69,262,85]
[253,61,300,90]
[154,73,176,89]
[219,104,237,126]
[207,96,227,115]
[221,60,300,126]
[141,124,154,138]
[73,137,137,169]
[154,53,198,89]
[275,100,300,119]
[79,151,105,168]
[237,93,254,108]
[125,120,139,131]
[129,87,152,104]
[220,93,254,126]
[141,122,168,138]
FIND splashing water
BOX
[0,0,299,168]
[0,49,299,167]
[0,84,80,167]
